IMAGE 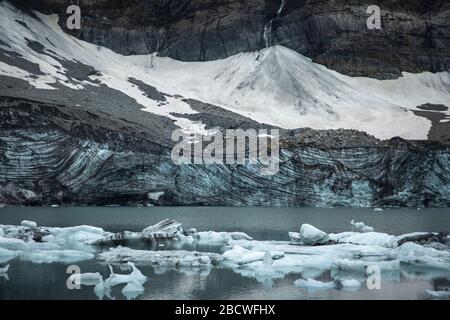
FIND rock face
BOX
[12,0,450,79]
[1,96,449,207]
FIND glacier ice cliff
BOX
[0,96,449,207]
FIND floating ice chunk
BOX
[98,246,221,268]
[0,264,9,280]
[87,231,141,246]
[20,220,37,228]
[288,232,301,242]
[141,219,183,240]
[0,236,55,251]
[106,265,133,286]
[396,242,450,270]
[122,280,145,300]
[331,258,400,273]
[295,277,362,292]
[263,252,273,266]
[397,232,449,246]
[94,278,112,300]
[426,289,450,299]
[0,247,18,263]
[91,220,185,245]
[20,249,94,264]
[50,225,109,243]
[330,232,397,248]
[193,231,252,244]
[373,208,384,212]
[350,220,374,233]
[222,245,247,260]
[222,245,283,265]
[68,272,102,286]
[294,278,335,290]
[237,251,267,265]
[299,224,330,245]
[0,223,104,261]
[127,262,148,284]
[337,279,362,291]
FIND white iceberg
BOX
[0,223,110,263]
[294,278,335,290]
[20,220,38,228]
[20,250,95,264]
[68,272,102,286]
[330,231,398,248]
[350,220,375,233]
[299,224,330,245]
[127,262,148,284]
[192,231,252,244]
[122,280,145,300]
[141,219,183,240]
[0,247,17,264]
[294,278,362,291]
[223,245,284,265]
[396,242,450,270]
[288,232,301,242]
[331,258,400,273]
[106,265,134,286]
[94,278,113,300]
[98,246,221,268]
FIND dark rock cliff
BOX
[1,96,448,207]
[10,0,450,79]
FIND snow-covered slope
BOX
[1,2,449,139]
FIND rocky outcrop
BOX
[11,0,450,79]
[1,96,449,207]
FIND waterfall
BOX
[263,0,285,48]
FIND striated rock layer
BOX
[10,0,450,79]
[1,96,449,207]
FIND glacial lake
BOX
[0,207,449,300]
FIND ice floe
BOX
[192,231,253,244]
[122,280,145,300]
[294,278,361,291]
[350,220,374,233]
[0,221,110,263]
[1,219,449,297]
[396,242,450,270]
[98,246,222,268]
[0,247,17,264]
[299,224,330,245]
[68,272,102,286]
[106,264,140,286]
[329,231,398,248]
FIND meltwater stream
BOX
[0,207,449,300]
